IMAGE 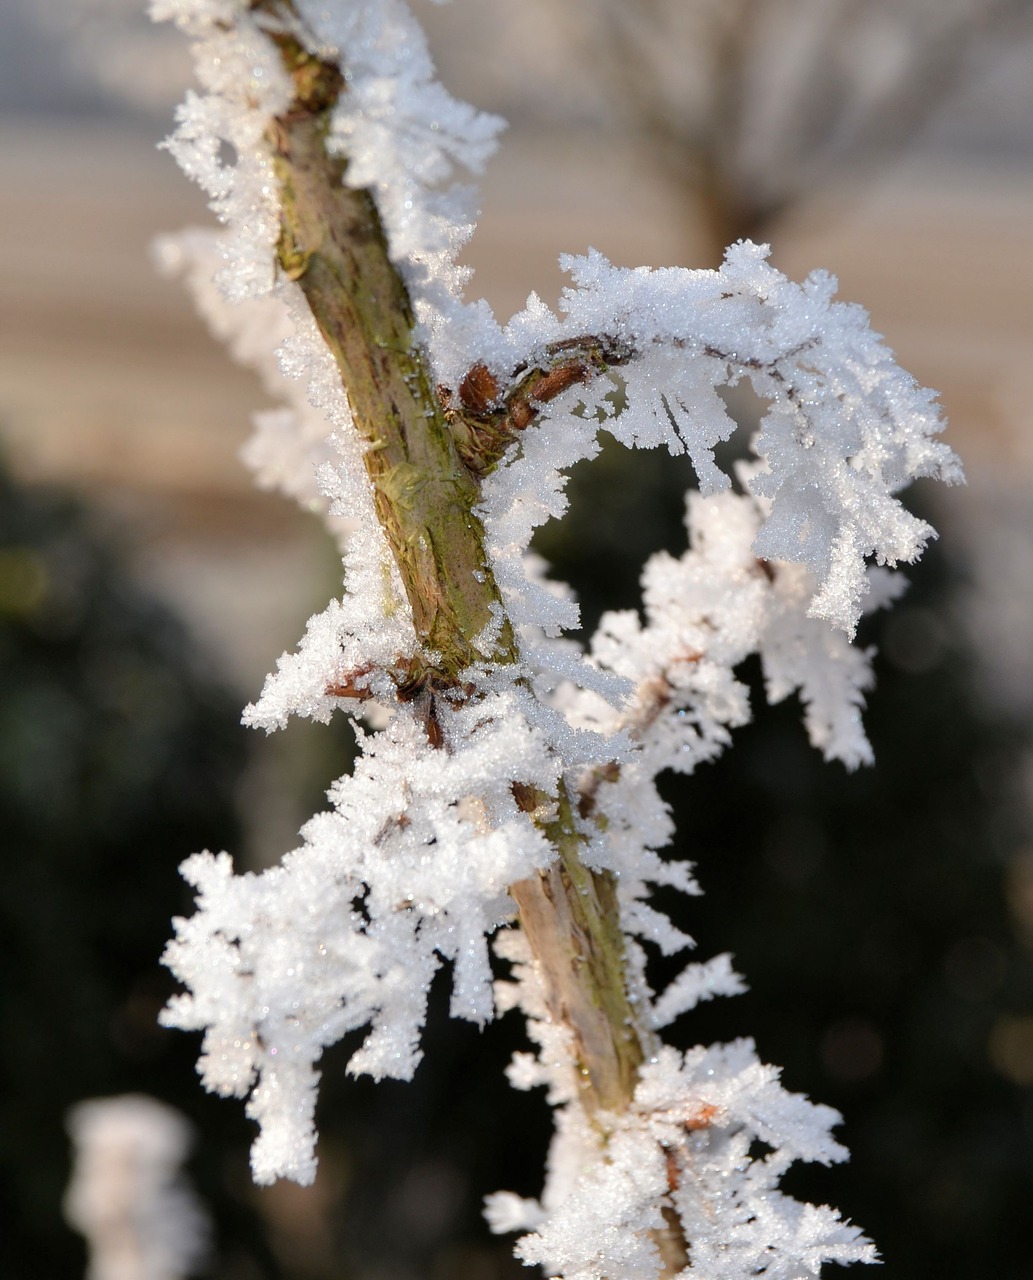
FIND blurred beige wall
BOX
[1,1,1032,700]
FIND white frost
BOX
[479,242,961,639]
[153,2,955,1273]
[162,691,560,1182]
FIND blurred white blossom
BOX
[64,1095,209,1280]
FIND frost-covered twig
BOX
[152,1,959,1274]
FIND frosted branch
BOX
[150,1,959,1273]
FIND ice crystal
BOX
[480,243,960,638]
[153,0,959,1271]
[492,945,875,1278]
[162,689,560,1182]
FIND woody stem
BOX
[260,7,685,1269]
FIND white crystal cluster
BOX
[488,935,875,1279]
[153,0,958,1273]
[481,243,960,637]
[165,686,566,1183]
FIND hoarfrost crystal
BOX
[154,0,959,1273]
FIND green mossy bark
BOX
[273,110,514,678]
[264,16,653,1130]
[510,786,647,1115]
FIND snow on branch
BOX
[150,0,958,1272]
[163,686,563,1183]
[472,242,961,638]
[489,938,875,1278]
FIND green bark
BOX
[270,50,513,680]
[262,1,654,1134]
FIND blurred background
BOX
[2,0,1033,1276]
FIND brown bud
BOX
[531,360,588,404]
[511,781,539,813]
[458,362,500,416]
[325,665,374,699]
[508,398,537,430]
[684,1103,719,1130]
